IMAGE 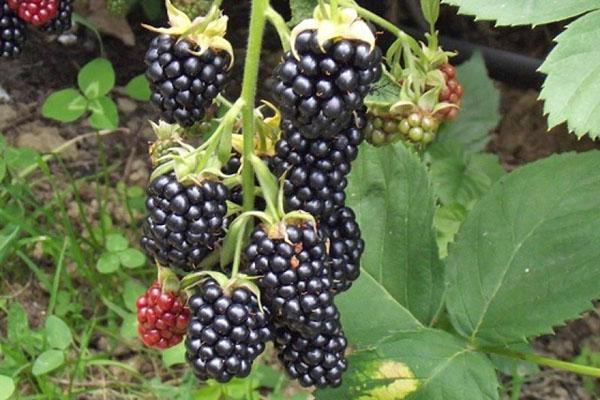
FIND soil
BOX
[0,1,598,399]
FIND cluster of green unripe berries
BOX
[365,108,439,146]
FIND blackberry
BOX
[271,112,365,218]
[42,0,72,33]
[273,30,382,139]
[145,34,231,127]
[137,280,189,349]
[1,1,25,57]
[245,223,339,337]
[274,323,348,388]
[140,173,229,270]
[321,207,363,293]
[185,279,271,383]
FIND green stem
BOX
[211,0,224,9]
[330,0,339,21]
[265,6,291,52]
[484,347,600,378]
[240,0,269,214]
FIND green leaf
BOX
[539,10,600,139]
[140,0,164,20]
[436,52,500,154]
[123,279,146,312]
[32,349,65,376]
[120,313,138,338]
[96,252,120,274]
[7,302,29,344]
[335,273,423,348]
[421,0,440,27]
[195,385,222,400]
[365,73,401,108]
[125,74,151,101]
[490,343,540,377]
[289,0,318,26]
[42,88,88,123]
[433,203,467,258]
[5,147,40,171]
[316,328,499,400]
[105,233,128,252]
[446,151,600,345]
[118,248,146,269]
[347,143,444,325]
[88,96,119,130]
[78,58,115,99]
[162,342,186,368]
[45,316,72,350]
[0,375,15,400]
[441,0,600,26]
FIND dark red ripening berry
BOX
[140,173,229,271]
[7,0,58,26]
[185,279,271,383]
[145,35,231,127]
[137,281,190,349]
[437,63,463,121]
[0,0,25,57]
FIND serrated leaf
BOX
[365,73,400,108]
[335,273,423,348]
[123,279,146,312]
[42,88,88,123]
[289,0,318,26]
[32,349,64,376]
[88,96,119,130]
[316,328,499,400]
[125,74,151,101]
[434,203,467,258]
[436,52,500,154]
[162,342,186,368]
[118,248,146,269]
[347,143,444,325]
[105,233,128,252]
[96,252,120,274]
[441,0,600,26]
[539,10,600,139]
[45,316,72,350]
[446,151,600,345]
[0,375,15,400]
[78,58,115,99]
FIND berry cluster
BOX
[0,1,25,57]
[274,30,382,139]
[185,279,271,382]
[145,35,231,127]
[437,63,463,121]
[137,281,190,349]
[365,109,439,146]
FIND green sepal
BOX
[157,264,181,293]
[225,275,265,313]
[250,155,281,220]
[180,270,229,296]
[221,214,252,270]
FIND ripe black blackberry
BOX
[140,173,229,270]
[42,0,73,33]
[0,1,25,57]
[245,223,339,337]
[186,279,271,383]
[273,30,382,139]
[274,323,348,388]
[145,35,230,127]
[271,112,365,218]
[321,207,364,293]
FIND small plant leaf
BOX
[289,0,318,26]
[162,342,186,368]
[32,349,65,376]
[434,202,468,258]
[105,233,128,252]
[78,58,115,99]
[119,248,146,269]
[364,73,400,108]
[88,96,119,130]
[42,88,88,123]
[45,315,72,350]
[421,0,440,27]
[539,9,600,139]
[120,313,138,338]
[441,0,600,26]
[7,301,29,344]
[446,151,600,345]
[123,279,146,312]
[125,74,151,101]
[0,375,15,400]
[436,52,500,154]
[96,252,120,274]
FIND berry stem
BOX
[483,347,600,378]
[240,0,270,213]
[330,0,339,21]
[265,6,291,52]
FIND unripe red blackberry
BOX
[185,279,271,383]
[437,63,463,121]
[7,0,57,26]
[145,35,231,127]
[41,0,72,33]
[245,223,340,338]
[1,1,26,57]
[321,207,363,293]
[140,173,229,270]
[137,281,190,349]
[273,30,382,139]
[274,323,348,388]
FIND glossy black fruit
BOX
[42,0,73,33]
[0,1,25,57]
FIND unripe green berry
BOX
[407,113,422,128]
[421,115,437,132]
[398,119,411,135]
[408,127,424,142]
[371,130,387,146]
[372,117,383,129]
[423,131,435,143]
[383,120,397,134]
